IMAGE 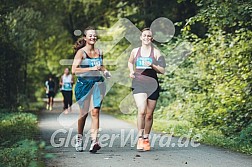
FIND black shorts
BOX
[132,78,160,100]
[47,91,55,98]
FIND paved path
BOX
[39,102,252,167]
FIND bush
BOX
[0,140,43,167]
[0,111,45,167]
[0,112,38,146]
[238,123,252,145]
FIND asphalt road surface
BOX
[39,101,252,167]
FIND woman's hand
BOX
[144,61,152,67]
[91,66,101,71]
[103,70,111,79]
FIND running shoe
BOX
[137,138,144,151]
[89,141,101,153]
[63,109,69,114]
[75,135,83,152]
[49,106,52,111]
[143,138,151,151]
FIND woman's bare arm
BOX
[128,49,136,78]
[150,49,165,74]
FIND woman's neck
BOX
[85,44,95,51]
[141,44,152,50]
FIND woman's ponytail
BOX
[74,37,86,53]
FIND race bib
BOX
[63,83,72,90]
[90,58,102,67]
[136,57,152,69]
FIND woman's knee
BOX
[91,109,99,117]
[138,109,146,118]
[146,113,153,121]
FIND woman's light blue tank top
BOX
[76,49,103,79]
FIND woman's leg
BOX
[77,98,90,135]
[69,91,73,108]
[66,91,70,107]
[90,107,100,141]
[65,91,71,109]
[62,91,68,110]
[89,91,104,153]
[90,82,106,142]
[133,93,147,150]
[138,99,157,151]
[49,96,53,110]
[47,96,50,109]
[66,91,73,112]
[75,95,91,152]
[90,89,104,141]
[89,106,102,153]
[144,99,157,137]
[133,93,148,137]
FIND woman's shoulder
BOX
[76,48,85,56]
[153,47,161,59]
[153,47,160,53]
[75,48,88,59]
[133,47,140,51]
[131,47,140,54]
[96,48,103,55]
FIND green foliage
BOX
[100,0,252,154]
[0,3,43,108]
[153,0,252,154]
[0,0,197,108]
[1,0,251,155]
[0,140,41,167]
[0,110,46,166]
[238,123,252,145]
[0,112,38,147]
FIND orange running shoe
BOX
[143,138,151,151]
[137,138,144,151]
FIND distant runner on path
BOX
[45,75,56,111]
[60,67,74,114]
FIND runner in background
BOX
[60,67,74,114]
[45,75,56,111]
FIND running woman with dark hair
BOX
[128,28,166,151]
[45,75,56,111]
[60,67,74,114]
[72,26,111,153]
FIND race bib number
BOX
[63,83,72,90]
[90,59,102,67]
[136,57,152,69]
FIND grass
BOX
[0,102,46,167]
[102,107,252,155]
[200,130,252,155]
